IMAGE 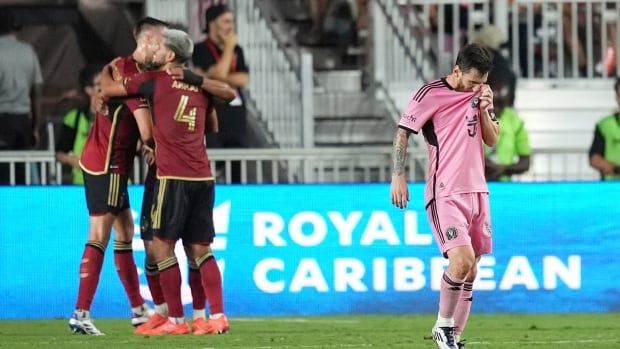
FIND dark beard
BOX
[138,61,164,71]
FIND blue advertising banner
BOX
[0,183,619,319]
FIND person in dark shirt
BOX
[101,28,235,335]
[193,4,249,182]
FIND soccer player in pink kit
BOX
[390,43,499,349]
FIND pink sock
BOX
[454,281,473,335]
[438,272,464,320]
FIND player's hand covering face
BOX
[478,85,493,111]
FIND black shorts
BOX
[83,172,130,215]
[140,183,155,240]
[151,178,215,244]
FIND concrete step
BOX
[314,92,389,118]
[314,118,395,146]
[315,70,362,92]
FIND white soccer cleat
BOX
[69,309,105,336]
[131,303,155,327]
[432,326,458,349]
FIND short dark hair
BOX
[79,63,103,91]
[133,16,169,37]
[455,43,494,75]
[205,4,231,33]
[615,77,620,95]
[0,9,16,35]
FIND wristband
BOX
[182,69,204,87]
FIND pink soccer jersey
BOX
[399,78,492,206]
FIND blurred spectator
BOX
[507,1,543,77]
[562,3,587,76]
[588,77,620,180]
[484,82,531,182]
[299,0,328,45]
[55,64,102,185]
[192,4,249,183]
[472,24,517,107]
[299,0,357,47]
[0,9,43,184]
[189,0,227,42]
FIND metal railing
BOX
[373,0,619,84]
[0,148,601,185]
[145,0,314,148]
[373,0,492,96]
[510,0,620,79]
[230,0,314,148]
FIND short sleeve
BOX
[514,120,531,156]
[56,109,79,152]
[192,43,216,70]
[62,109,79,128]
[235,46,249,73]
[31,47,43,85]
[398,89,437,133]
[589,125,605,157]
[124,73,155,98]
[125,97,148,113]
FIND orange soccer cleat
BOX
[143,319,190,335]
[201,315,229,335]
[192,317,208,335]
[134,312,168,335]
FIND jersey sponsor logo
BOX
[403,114,417,123]
[445,226,458,240]
[466,114,478,137]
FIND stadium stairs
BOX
[268,0,395,148]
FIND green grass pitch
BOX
[0,314,618,348]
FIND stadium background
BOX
[0,0,619,343]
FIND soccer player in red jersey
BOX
[101,29,235,335]
[68,17,169,336]
[390,44,499,349]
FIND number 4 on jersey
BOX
[174,95,197,131]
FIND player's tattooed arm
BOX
[391,127,411,209]
[392,127,410,176]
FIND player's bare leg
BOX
[112,208,153,326]
[432,245,475,349]
[189,243,228,335]
[69,213,116,335]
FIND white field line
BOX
[467,338,620,346]
[233,318,360,324]
[203,345,373,349]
